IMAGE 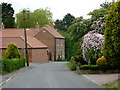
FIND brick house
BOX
[0,22,65,62]
[35,21,65,61]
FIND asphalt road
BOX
[2,62,101,88]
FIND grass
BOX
[102,79,120,89]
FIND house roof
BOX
[41,25,65,39]
[0,29,47,48]
[0,25,64,48]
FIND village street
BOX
[2,62,101,88]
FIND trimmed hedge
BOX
[79,65,99,70]
[0,56,25,74]
[57,58,68,61]
[104,1,120,69]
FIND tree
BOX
[62,13,75,31]
[88,9,109,21]
[54,19,62,30]
[100,2,112,10]
[16,9,30,28]
[104,1,120,68]
[68,19,91,43]
[16,8,52,28]
[1,2,15,28]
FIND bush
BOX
[86,47,103,65]
[57,58,67,61]
[67,62,76,71]
[96,56,109,71]
[96,56,107,66]
[19,56,25,68]
[79,65,99,70]
[4,43,21,59]
[1,56,25,74]
[104,1,120,69]
[71,55,87,65]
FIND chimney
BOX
[50,21,55,28]
[0,23,4,30]
[35,22,40,29]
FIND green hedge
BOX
[104,1,120,69]
[57,58,68,61]
[79,65,99,70]
[0,56,25,74]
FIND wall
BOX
[35,29,55,61]
[56,39,65,60]
[32,48,48,62]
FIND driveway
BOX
[2,62,101,88]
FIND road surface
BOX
[2,62,101,88]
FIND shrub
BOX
[19,56,25,68]
[4,43,21,59]
[57,58,67,61]
[67,62,76,71]
[96,56,107,66]
[2,57,14,73]
[71,55,87,65]
[96,56,109,71]
[79,65,99,70]
[104,1,120,69]
[1,56,25,74]
[86,47,103,65]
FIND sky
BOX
[0,0,115,20]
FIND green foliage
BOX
[71,16,83,24]
[54,19,62,30]
[104,1,120,69]
[71,55,87,65]
[57,58,67,61]
[1,2,15,28]
[88,9,109,21]
[100,2,112,9]
[1,56,25,74]
[68,19,91,43]
[4,43,21,59]
[54,13,75,31]
[86,47,103,65]
[79,65,99,70]
[16,8,52,28]
[19,56,25,68]
[62,13,75,31]
[67,62,76,71]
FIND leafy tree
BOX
[16,8,52,28]
[16,9,31,28]
[104,1,120,69]
[71,16,83,24]
[100,2,112,9]
[54,19,62,30]
[88,9,109,21]
[62,13,75,31]
[68,19,91,43]
[1,2,15,28]
[4,43,21,59]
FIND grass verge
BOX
[102,79,120,89]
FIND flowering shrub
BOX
[96,56,107,66]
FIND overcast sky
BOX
[0,0,114,20]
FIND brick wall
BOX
[56,39,65,60]
[32,48,48,62]
[35,29,55,61]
